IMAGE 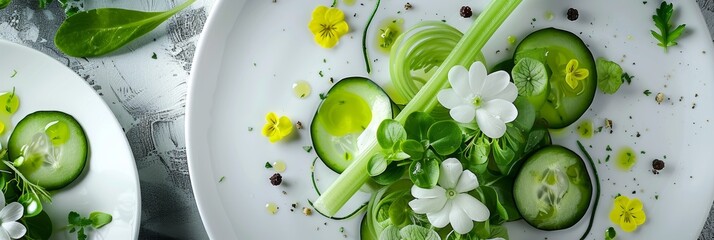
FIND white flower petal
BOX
[483,99,519,123]
[0,203,23,223]
[479,71,511,101]
[449,202,474,234]
[455,170,479,193]
[2,222,25,239]
[455,194,491,222]
[437,89,465,109]
[489,83,518,103]
[426,201,452,228]
[409,196,447,214]
[475,109,507,139]
[438,158,463,189]
[448,65,471,98]
[0,192,5,208]
[411,185,446,199]
[0,228,10,240]
[449,105,476,124]
[468,62,488,95]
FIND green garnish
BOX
[265,162,273,169]
[54,0,196,57]
[643,90,652,96]
[67,211,113,240]
[10,70,17,78]
[6,87,16,113]
[248,127,254,131]
[318,71,324,77]
[622,73,634,85]
[605,227,617,240]
[606,145,612,151]
[219,176,226,183]
[650,1,686,52]
[362,0,381,73]
[596,58,623,94]
[0,0,10,9]
[303,146,313,153]
[319,93,328,100]
[151,52,158,59]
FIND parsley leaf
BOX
[67,211,113,240]
[596,58,623,94]
[651,1,686,52]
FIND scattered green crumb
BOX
[151,52,157,59]
[253,63,257,67]
[339,227,345,233]
[323,58,327,63]
[655,195,659,199]
[643,90,652,96]
[605,155,611,162]
[265,162,274,169]
[319,71,324,77]
[606,145,612,151]
[248,127,254,131]
[319,93,328,100]
[622,73,633,85]
[640,151,646,154]
[219,176,226,183]
[10,70,17,78]
[303,146,313,153]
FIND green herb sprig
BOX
[67,211,113,240]
[651,1,686,52]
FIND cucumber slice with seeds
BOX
[8,111,88,190]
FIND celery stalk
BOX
[313,0,523,216]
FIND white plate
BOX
[187,1,714,239]
[0,40,141,239]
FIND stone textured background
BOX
[0,0,713,239]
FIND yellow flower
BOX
[262,112,293,143]
[609,195,646,232]
[308,6,349,48]
[564,59,589,89]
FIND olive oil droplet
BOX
[0,90,19,135]
[266,203,279,214]
[375,18,404,53]
[273,161,286,173]
[577,120,593,139]
[616,147,637,171]
[292,81,311,99]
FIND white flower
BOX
[408,158,489,234]
[0,191,25,240]
[437,61,518,139]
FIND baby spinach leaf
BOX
[55,0,195,57]
[474,219,491,239]
[404,112,435,141]
[464,136,491,174]
[399,225,441,240]
[489,225,509,239]
[401,139,425,160]
[22,211,52,240]
[524,128,547,154]
[409,156,440,188]
[372,163,406,185]
[511,97,536,132]
[89,211,113,229]
[377,119,407,150]
[428,121,462,156]
[368,154,390,176]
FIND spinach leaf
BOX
[399,225,441,240]
[368,154,389,176]
[489,225,509,239]
[377,119,407,150]
[372,161,406,185]
[22,210,52,240]
[409,153,440,188]
[401,139,425,160]
[511,97,536,132]
[428,121,462,156]
[404,112,435,141]
[464,136,491,174]
[55,0,195,57]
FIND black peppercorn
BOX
[567,8,579,21]
[460,6,472,18]
[270,173,282,186]
[652,159,665,174]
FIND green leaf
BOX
[404,112,435,141]
[0,0,10,10]
[409,156,440,188]
[388,198,411,227]
[524,128,547,154]
[391,152,411,161]
[377,119,407,150]
[401,139,425,160]
[605,226,617,240]
[78,227,87,240]
[19,192,43,218]
[37,0,50,8]
[89,211,113,229]
[379,225,401,240]
[489,225,509,239]
[372,161,406,185]
[464,137,491,174]
[596,58,624,94]
[368,154,390,176]
[651,1,686,52]
[511,97,536,132]
[54,0,196,57]
[428,121,463,156]
[22,210,53,240]
[68,211,82,225]
[512,58,548,98]
[399,225,441,240]
[492,139,517,175]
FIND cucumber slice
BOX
[311,77,393,173]
[514,28,597,129]
[8,111,88,190]
[513,145,592,230]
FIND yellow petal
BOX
[312,6,328,21]
[627,197,643,212]
[565,73,578,89]
[262,123,275,137]
[308,20,323,35]
[324,7,345,25]
[631,209,647,225]
[269,133,281,143]
[620,217,638,232]
[566,59,578,74]
[266,112,278,124]
[614,195,630,206]
[316,33,338,48]
[277,116,293,137]
[609,205,623,224]
[573,68,589,80]
[332,21,349,36]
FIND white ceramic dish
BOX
[0,40,141,239]
[187,1,714,239]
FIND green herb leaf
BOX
[651,1,686,52]
[622,73,634,85]
[596,58,624,94]
[78,227,87,240]
[55,0,196,57]
[22,210,53,240]
[404,112,435,141]
[512,97,536,132]
[473,219,491,238]
[19,192,43,217]
[401,139,424,160]
[399,225,440,240]
[605,226,617,240]
[427,121,462,156]
[388,198,410,226]
[377,119,407,150]
[89,211,113,229]
[512,58,548,100]
[302,146,313,153]
[379,225,401,240]
[372,162,406,185]
[68,211,82,225]
[643,90,652,96]
[264,162,273,169]
[408,154,439,188]
[367,154,390,176]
